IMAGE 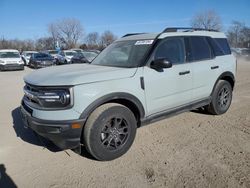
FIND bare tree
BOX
[227,21,250,48]
[35,37,55,51]
[47,23,58,48]
[48,18,84,49]
[85,32,100,49]
[191,10,222,31]
[100,31,117,48]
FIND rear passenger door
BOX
[144,37,193,115]
[187,36,219,100]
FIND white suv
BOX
[0,49,24,71]
[21,28,236,160]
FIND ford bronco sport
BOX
[21,27,236,161]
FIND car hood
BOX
[24,64,137,86]
[0,58,21,62]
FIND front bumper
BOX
[0,64,24,70]
[20,101,85,149]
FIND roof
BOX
[63,50,77,52]
[158,30,226,39]
[23,51,38,53]
[118,30,226,42]
[0,49,19,52]
[117,33,158,41]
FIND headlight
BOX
[24,85,73,109]
[0,60,5,64]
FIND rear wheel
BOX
[207,80,232,115]
[83,103,137,161]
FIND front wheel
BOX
[207,80,233,115]
[83,103,137,161]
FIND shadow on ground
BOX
[12,107,61,152]
[11,107,95,160]
[191,108,212,115]
[0,164,17,188]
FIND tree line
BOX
[0,18,117,51]
[0,11,249,51]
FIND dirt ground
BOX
[0,59,249,188]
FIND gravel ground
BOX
[0,59,249,188]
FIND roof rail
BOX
[163,27,218,33]
[122,33,147,38]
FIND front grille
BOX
[23,83,73,110]
[6,61,18,64]
[5,64,20,67]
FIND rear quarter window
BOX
[214,38,231,55]
[206,37,224,56]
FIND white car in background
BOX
[0,49,24,71]
[21,51,38,66]
[56,50,77,65]
[47,50,59,58]
[70,48,84,53]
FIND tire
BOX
[83,103,137,161]
[207,80,233,115]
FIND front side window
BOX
[189,36,212,61]
[153,37,185,64]
[91,40,153,68]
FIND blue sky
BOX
[0,0,249,40]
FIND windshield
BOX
[91,40,153,68]
[0,52,20,58]
[26,52,37,57]
[34,53,52,59]
[65,51,77,56]
[72,49,82,53]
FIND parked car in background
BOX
[56,50,77,65]
[240,48,250,60]
[70,53,89,64]
[71,48,84,53]
[29,52,56,69]
[88,49,101,54]
[47,50,59,58]
[0,49,24,71]
[71,48,100,55]
[21,51,38,66]
[71,51,98,64]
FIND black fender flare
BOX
[80,92,145,121]
[211,71,235,96]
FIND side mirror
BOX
[150,58,172,70]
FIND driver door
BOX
[143,37,193,115]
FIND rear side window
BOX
[189,36,212,61]
[214,38,231,55]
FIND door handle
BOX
[179,71,190,75]
[211,66,219,70]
